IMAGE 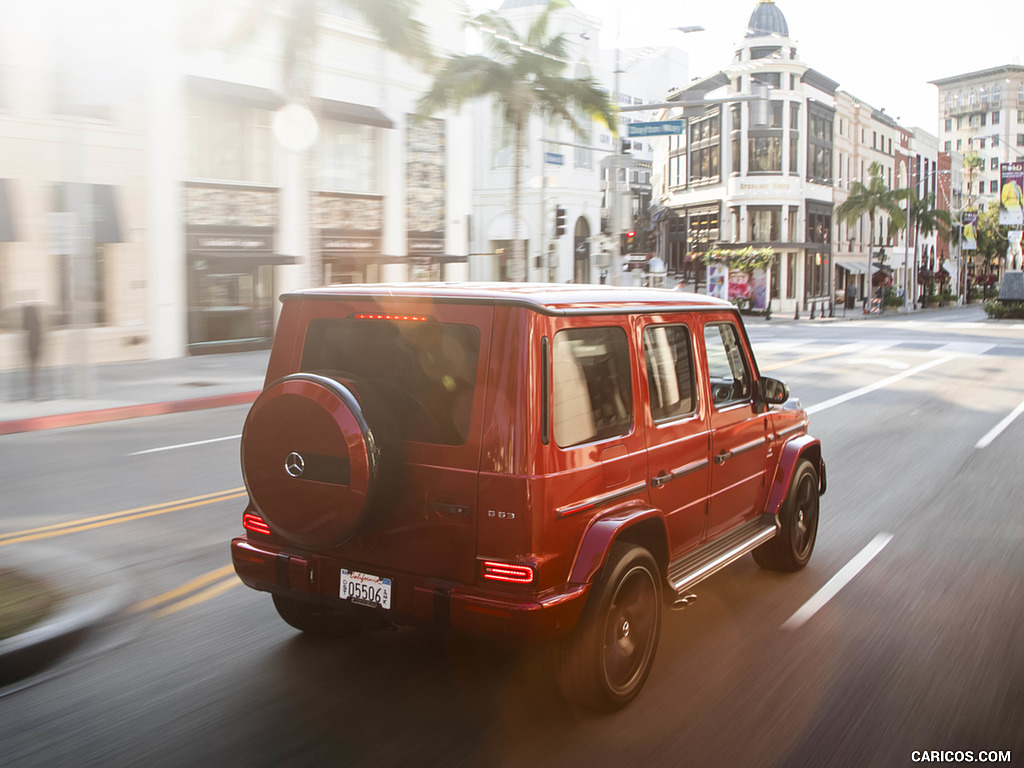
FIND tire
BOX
[272,595,360,638]
[753,459,819,571]
[241,373,401,547]
[557,543,662,712]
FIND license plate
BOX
[340,569,392,610]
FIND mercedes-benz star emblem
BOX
[285,452,305,478]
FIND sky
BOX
[466,0,1023,133]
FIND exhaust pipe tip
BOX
[671,593,698,611]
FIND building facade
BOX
[465,0,690,285]
[654,0,839,315]
[0,0,473,372]
[931,65,1024,209]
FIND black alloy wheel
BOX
[753,459,819,571]
[558,543,662,711]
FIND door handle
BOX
[714,450,732,464]
[651,471,670,488]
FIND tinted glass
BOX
[552,327,633,448]
[301,318,479,445]
[643,325,696,422]
[703,323,752,406]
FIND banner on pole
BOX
[1000,163,1024,226]
[962,210,978,251]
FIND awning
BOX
[320,100,393,129]
[836,261,867,274]
[187,76,393,130]
[202,252,298,266]
[0,179,14,242]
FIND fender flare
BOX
[567,503,668,586]
[766,435,825,518]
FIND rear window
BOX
[301,318,480,445]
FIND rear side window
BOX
[703,322,752,406]
[301,318,479,445]
[643,324,696,422]
[552,326,633,448]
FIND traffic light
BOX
[623,230,636,253]
[554,205,566,238]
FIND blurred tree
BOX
[231,0,433,102]
[905,190,952,305]
[836,161,910,302]
[226,0,434,285]
[417,0,615,281]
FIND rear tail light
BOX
[482,561,534,584]
[243,512,271,535]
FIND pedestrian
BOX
[23,303,43,400]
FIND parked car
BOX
[232,282,825,710]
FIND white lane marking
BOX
[846,357,911,370]
[936,341,996,356]
[806,355,955,415]
[129,434,242,456]
[975,399,1024,450]
[782,533,894,631]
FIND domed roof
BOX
[746,0,789,38]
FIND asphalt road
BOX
[0,309,1021,767]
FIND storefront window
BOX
[189,263,274,349]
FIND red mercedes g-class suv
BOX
[232,283,825,710]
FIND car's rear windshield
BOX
[300,318,480,446]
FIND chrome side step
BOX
[667,514,780,597]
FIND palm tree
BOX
[836,161,910,309]
[905,190,952,307]
[417,0,615,281]
[230,0,433,102]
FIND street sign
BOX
[545,151,564,166]
[627,120,685,137]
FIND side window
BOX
[703,323,752,407]
[552,326,633,448]
[643,324,696,422]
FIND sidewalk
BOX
[744,300,986,325]
[0,349,269,436]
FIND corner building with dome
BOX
[656,0,845,315]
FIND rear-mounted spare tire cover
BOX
[241,373,379,546]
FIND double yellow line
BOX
[0,487,247,548]
[1,487,251,618]
[132,565,241,618]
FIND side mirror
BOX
[758,376,789,406]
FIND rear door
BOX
[699,315,771,540]
[636,315,710,559]
[298,300,493,584]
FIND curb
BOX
[0,546,134,688]
[0,391,261,436]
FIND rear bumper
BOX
[231,537,589,644]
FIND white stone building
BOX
[931,65,1024,209]
[654,0,839,316]
[464,0,690,284]
[0,0,474,372]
